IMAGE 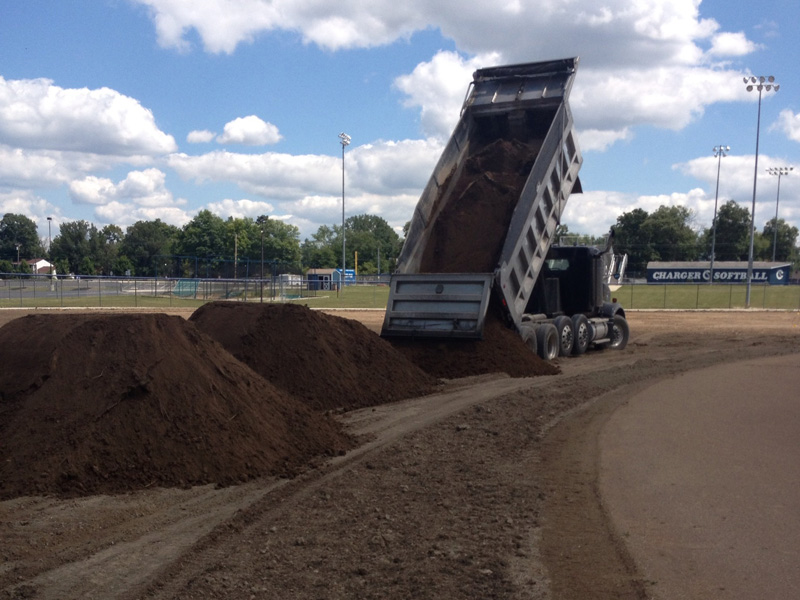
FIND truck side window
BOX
[546,259,570,271]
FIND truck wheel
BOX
[607,315,630,350]
[553,316,574,356]
[519,323,537,355]
[571,314,590,355]
[536,323,559,361]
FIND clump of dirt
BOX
[389,313,560,379]
[190,302,438,412]
[0,313,353,500]
[420,138,534,273]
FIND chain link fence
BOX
[2,273,798,310]
[0,273,391,309]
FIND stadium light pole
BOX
[709,145,729,284]
[47,217,53,274]
[743,75,779,308]
[260,226,264,303]
[339,132,351,291]
[767,166,793,262]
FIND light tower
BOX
[743,75,779,308]
[339,132,351,291]
[767,166,793,262]
[709,146,729,284]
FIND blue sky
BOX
[1,0,798,245]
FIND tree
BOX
[303,215,401,273]
[120,219,179,276]
[345,214,401,274]
[641,205,699,262]
[707,201,751,261]
[0,213,45,262]
[259,217,302,269]
[612,208,655,274]
[175,210,227,263]
[301,225,338,269]
[92,224,124,275]
[761,218,799,262]
[50,220,94,274]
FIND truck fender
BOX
[599,301,625,319]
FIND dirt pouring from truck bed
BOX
[0,304,554,500]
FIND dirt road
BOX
[1,309,799,599]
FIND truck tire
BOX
[553,315,574,357]
[606,314,629,350]
[536,323,559,361]
[571,314,590,355]
[519,323,537,355]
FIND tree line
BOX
[610,202,799,276]
[0,210,403,278]
[1,199,798,279]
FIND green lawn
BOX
[614,284,800,310]
[2,280,798,311]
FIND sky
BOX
[1,0,799,248]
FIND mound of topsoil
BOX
[389,312,560,379]
[0,313,353,500]
[190,302,437,412]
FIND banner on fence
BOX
[647,261,791,285]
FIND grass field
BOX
[2,279,799,311]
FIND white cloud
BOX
[216,115,282,146]
[707,31,761,57]
[394,51,500,140]
[187,129,215,143]
[774,109,800,143]
[166,138,441,236]
[206,198,275,219]
[130,0,762,154]
[0,76,176,156]
[132,0,723,63]
[95,201,191,228]
[577,128,633,152]
[168,138,438,199]
[0,190,58,232]
[69,168,182,210]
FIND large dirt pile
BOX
[419,138,534,273]
[0,313,352,500]
[190,302,437,412]
[390,313,559,379]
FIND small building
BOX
[647,261,791,285]
[307,268,335,291]
[24,258,55,275]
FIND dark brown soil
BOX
[0,313,352,500]
[390,314,559,379]
[190,302,438,412]
[419,138,533,273]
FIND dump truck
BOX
[380,57,629,360]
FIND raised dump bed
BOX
[382,57,583,339]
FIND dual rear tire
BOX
[521,313,629,360]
